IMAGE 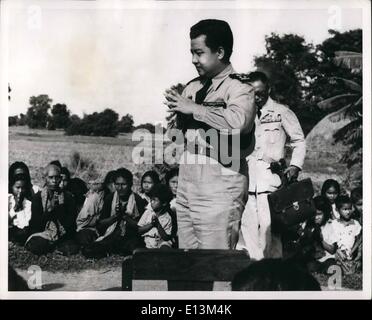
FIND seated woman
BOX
[138,170,160,205]
[75,170,116,247]
[25,164,78,256]
[9,161,40,197]
[82,168,147,259]
[8,174,33,245]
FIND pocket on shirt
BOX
[263,122,281,144]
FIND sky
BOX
[4,0,363,126]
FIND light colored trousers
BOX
[176,154,248,249]
[236,193,282,260]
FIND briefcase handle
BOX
[269,158,297,189]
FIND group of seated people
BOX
[8,160,363,275]
[8,160,179,259]
[282,179,363,275]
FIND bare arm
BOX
[153,216,172,241]
[137,222,154,235]
[322,240,337,254]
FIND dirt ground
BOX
[15,267,233,291]
[15,267,356,292]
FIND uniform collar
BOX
[210,63,235,91]
[261,97,276,112]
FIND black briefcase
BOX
[268,178,316,233]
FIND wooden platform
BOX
[122,248,251,291]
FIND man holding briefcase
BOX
[236,71,306,260]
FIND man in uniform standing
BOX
[164,19,256,249]
[236,71,306,259]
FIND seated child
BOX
[321,179,340,220]
[350,186,363,267]
[138,170,160,205]
[350,186,363,224]
[282,196,332,272]
[322,195,362,274]
[8,174,32,245]
[165,167,179,213]
[164,167,179,247]
[25,164,78,256]
[9,161,40,197]
[137,184,174,249]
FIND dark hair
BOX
[190,19,233,63]
[103,170,116,186]
[150,184,173,205]
[231,259,321,291]
[321,179,340,198]
[67,177,88,207]
[335,195,352,210]
[247,71,270,87]
[49,160,62,169]
[8,162,32,198]
[114,168,133,187]
[60,167,71,180]
[9,174,32,199]
[141,170,160,192]
[313,196,331,224]
[165,167,179,185]
[350,187,362,204]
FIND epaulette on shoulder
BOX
[186,76,201,86]
[229,73,250,83]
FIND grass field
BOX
[9,125,352,193]
[9,126,165,190]
[8,126,362,291]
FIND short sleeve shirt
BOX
[138,209,172,248]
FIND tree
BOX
[253,30,362,135]
[317,51,362,169]
[26,94,52,129]
[135,123,156,133]
[308,29,362,106]
[118,113,134,133]
[17,113,27,126]
[51,103,71,129]
[65,109,119,137]
[9,116,18,126]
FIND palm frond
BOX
[330,77,362,93]
[333,120,361,142]
[333,51,362,70]
[329,104,352,122]
[335,51,361,57]
[317,94,359,110]
[344,127,363,145]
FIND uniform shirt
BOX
[172,64,256,167]
[247,97,306,192]
[138,208,173,248]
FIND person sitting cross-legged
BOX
[25,164,78,256]
[82,168,147,259]
[138,184,175,249]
